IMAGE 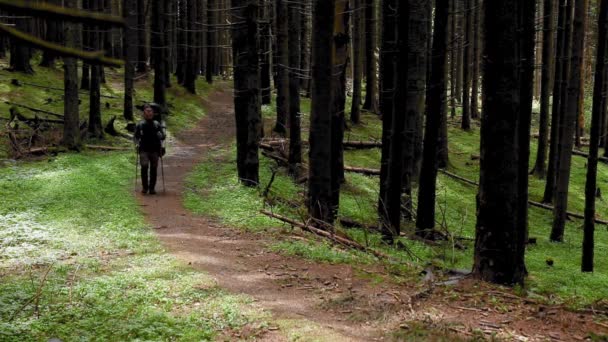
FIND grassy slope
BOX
[0,61,267,341]
[187,97,608,307]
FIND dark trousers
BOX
[140,151,160,191]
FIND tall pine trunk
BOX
[152,0,167,113]
[124,0,137,121]
[308,0,336,226]
[350,0,363,124]
[233,0,262,186]
[416,0,449,237]
[88,0,103,139]
[473,0,530,285]
[532,0,555,179]
[378,0,397,239]
[582,0,608,272]
[362,0,379,113]
[63,0,80,149]
[136,0,148,72]
[288,0,302,176]
[461,0,472,130]
[551,0,586,242]
[274,0,289,135]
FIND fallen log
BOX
[9,78,119,99]
[438,169,608,226]
[5,101,63,118]
[262,150,288,166]
[261,210,390,260]
[572,149,608,164]
[339,217,380,232]
[343,141,382,149]
[344,166,381,176]
[85,144,130,151]
[9,107,63,128]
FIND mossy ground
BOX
[187,97,608,308]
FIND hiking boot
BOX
[141,188,148,194]
[149,189,157,195]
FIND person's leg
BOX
[148,152,160,194]
[140,152,150,193]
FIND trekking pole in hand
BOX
[160,155,166,193]
[134,148,139,190]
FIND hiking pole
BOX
[134,148,139,190]
[160,155,166,193]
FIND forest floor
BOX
[141,86,608,341]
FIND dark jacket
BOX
[134,120,165,153]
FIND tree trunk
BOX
[518,0,536,273]
[88,0,103,139]
[416,0,448,236]
[184,0,198,93]
[461,0,472,130]
[40,0,63,68]
[308,0,336,226]
[152,0,167,113]
[260,1,272,105]
[10,9,34,73]
[551,0,586,242]
[331,0,350,215]
[450,0,458,118]
[582,0,608,272]
[300,0,312,97]
[378,0,397,239]
[123,0,137,121]
[288,0,302,176]
[470,0,481,120]
[63,0,80,149]
[274,0,289,135]
[362,0,379,113]
[473,0,529,285]
[543,0,571,204]
[233,0,262,186]
[532,0,555,179]
[136,0,148,72]
[409,0,429,183]
[206,0,217,84]
[350,0,363,124]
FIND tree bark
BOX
[63,0,80,149]
[350,0,363,124]
[308,0,336,226]
[233,0,262,186]
[184,0,198,93]
[416,0,448,236]
[40,0,63,68]
[378,0,397,239]
[206,0,217,84]
[10,6,34,73]
[473,0,528,285]
[362,0,379,113]
[532,0,555,179]
[461,0,472,130]
[274,0,289,135]
[123,0,137,121]
[151,0,167,113]
[582,0,608,272]
[543,0,571,203]
[136,0,148,72]
[551,0,586,242]
[288,0,302,177]
[331,0,349,215]
[88,0,103,138]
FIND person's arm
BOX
[156,121,166,141]
[134,122,142,146]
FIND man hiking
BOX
[134,104,166,195]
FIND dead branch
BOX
[343,141,382,149]
[85,145,130,151]
[6,101,62,118]
[572,149,608,164]
[344,166,381,176]
[8,78,119,99]
[261,210,390,260]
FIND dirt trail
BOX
[137,88,608,341]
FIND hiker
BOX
[134,104,166,195]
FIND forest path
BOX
[135,87,608,341]
[136,88,397,341]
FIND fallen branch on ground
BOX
[344,166,380,176]
[261,210,390,260]
[6,101,63,118]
